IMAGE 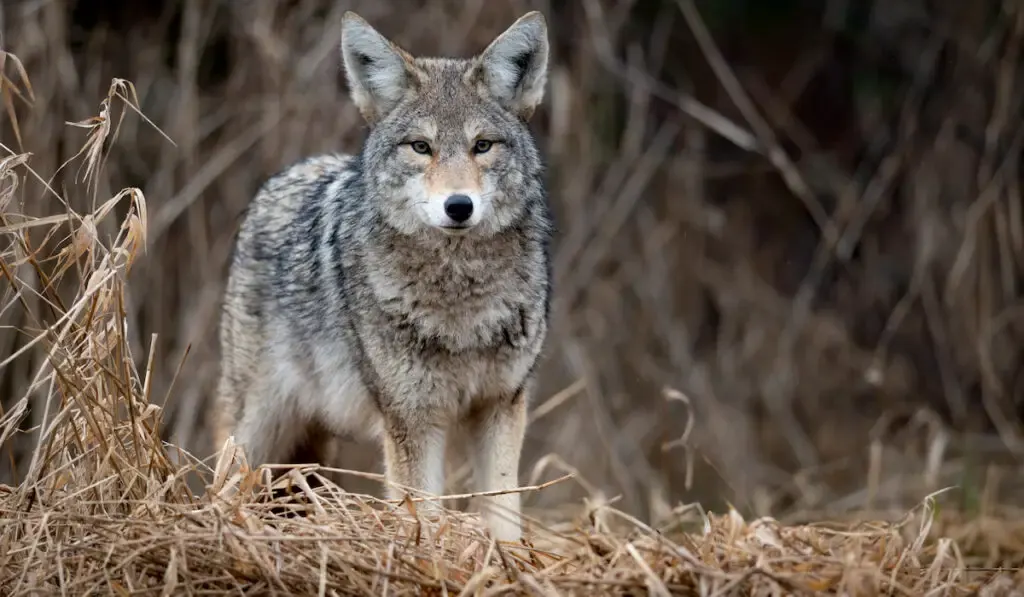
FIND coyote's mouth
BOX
[438,225,473,236]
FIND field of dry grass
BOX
[3,0,1024,593]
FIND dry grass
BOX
[3,0,1024,593]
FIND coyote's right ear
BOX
[341,12,416,123]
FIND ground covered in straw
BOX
[2,459,1024,595]
[2,49,1024,597]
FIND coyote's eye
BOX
[410,141,432,155]
[473,140,494,154]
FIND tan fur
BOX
[424,153,482,197]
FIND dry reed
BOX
[3,1,1024,593]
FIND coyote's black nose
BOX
[444,194,474,223]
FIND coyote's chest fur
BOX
[365,234,537,352]
[350,229,546,420]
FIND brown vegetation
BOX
[2,0,1024,593]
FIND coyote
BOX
[213,10,552,542]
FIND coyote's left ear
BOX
[477,11,549,120]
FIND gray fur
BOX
[214,11,552,542]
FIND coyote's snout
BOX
[420,154,485,233]
[214,9,553,543]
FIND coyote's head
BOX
[340,11,549,238]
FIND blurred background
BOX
[2,0,1023,524]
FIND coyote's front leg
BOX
[467,391,528,543]
[382,417,448,513]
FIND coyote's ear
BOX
[341,12,416,123]
[477,11,549,120]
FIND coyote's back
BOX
[214,10,553,543]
